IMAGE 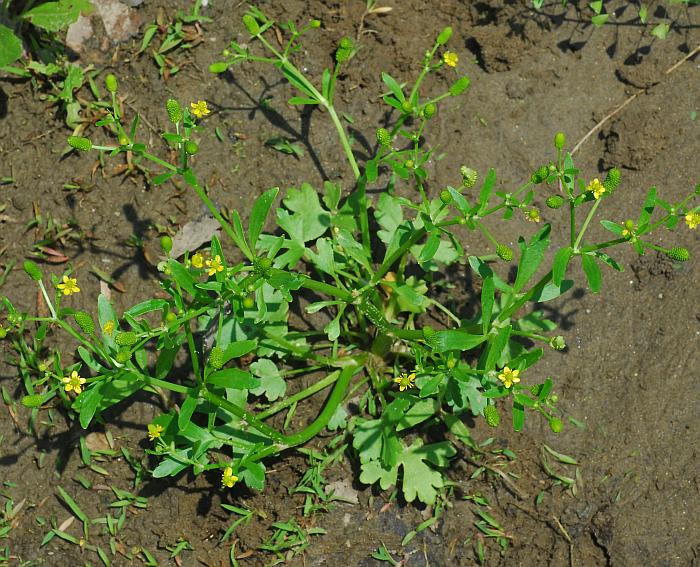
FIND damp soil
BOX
[1,1,699,566]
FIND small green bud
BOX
[484,405,501,428]
[21,394,44,408]
[309,19,321,28]
[405,159,414,169]
[549,335,566,350]
[400,101,413,114]
[546,195,564,209]
[115,331,138,346]
[118,135,129,147]
[242,296,256,310]
[496,244,513,262]
[74,312,95,335]
[115,349,131,363]
[209,346,224,370]
[530,384,541,396]
[440,189,453,204]
[160,235,173,254]
[446,356,457,369]
[448,76,470,96]
[67,136,92,152]
[460,166,478,188]
[531,165,549,184]
[246,283,256,293]
[0,327,6,339]
[166,99,182,123]
[550,394,558,403]
[436,26,453,45]
[242,14,260,35]
[376,127,392,147]
[339,36,353,49]
[184,141,199,155]
[105,73,118,93]
[603,167,621,192]
[554,131,566,150]
[422,325,435,340]
[23,260,42,281]
[254,256,273,277]
[666,247,689,262]
[549,418,563,433]
[165,312,178,324]
[423,103,437,119]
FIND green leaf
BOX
[581,254,602,293]
[638,4,648,23]
[481,275,494,335]
[250,359,286,401]
[650,22,669,40]
[288,96,318,105]
[76,384,103,429]
[600,219,623,236]
[207,368,258,389]
[381,72,405,102]
[431,330,486,353]
[512,401,525,431]
[637,186,656,227]
[359,459,398,490]
[222,340,258,363]
[514,224,551,292]
[248,187,279,248]
[531,280,573,302]
[552,246,573,286]
[22,0,94,32]
[240,460,266,491]
[477,168,496,215]
[97,294,118,348]
[0,25,23,67]
[591,13,608,26]
[276,183,331,244]
[178,395,198,431]
[400,439,455,504]
[590,1,603,14]
[593,251,623,272]
[396,398,439,432]
[168,259,197,296]
[125,299,169,318]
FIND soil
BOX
[1,1,699,566]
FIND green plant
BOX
[2,8,698,517]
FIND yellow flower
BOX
[190,100,210,118]
[57,275,80,296]
[205,254,224,276]
[147,423,164,441]
[525,208,541,223]
[221,466,238,488]
[685,211,700,230]
[497,366,520,389]
[103,320,115,337]
[443,51,458,68]
[586,178,606,200]
[62,370,86,394]
[191,252,204,268]
[393,372,416,392]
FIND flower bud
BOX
[242,14,260,35]
[74,312,95,335]
[549,418,563,433]
[546,195,564,209]
[67,136,92,152]
[376,127,392,147]
[118,135,129,147]
[242,296,256,310]
[448,76,470,96]
[115,349,131,363]
[436,26,453,45]
[496,244,513,262]
[530,165,549,184]
[254,256,273,277]
[166,99,182,123]
[400,101,413,114]
[460,166,477,188]
[603,167,621,192]
[105,73,118,94]
[549,335,566,350]
[184,141,199,155]
[115,331,138,346]
[160,235,173,254]
[554,131,565,150]
[309,19,321,28]
[484,405,501,427]
[209,346,224,370]
[23,260,42,281]
[423,103,437,119]
[666,247,689,262]
[440,189,452,204]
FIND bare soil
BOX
[1,1,699,566]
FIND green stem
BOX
[497,270,553,323]
[257,370,342,420]
[580,238,627,252]
[569,200,576,247]
[573,198,602,251]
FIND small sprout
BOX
[63,370,86,395]
[376,127,392,147]
[147,423,164,441]
[546,195,564,209]
[105,73,118,94]
[554,131,566,150]
[205,255,224,276]
[57,275,80,296]
[484,405,500,427]
[67,136,92,152]
[497,366,520,388]
[442,51,459,68]
[190,100,211,118]
[166,99,182,123]
[393,372,416,392]
[449,76,470,96]
[221,466,239,488]
[496,244,513,262]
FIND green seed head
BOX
[209,346,224,370]
[549,418,563,433]
[423,103,437,119]
[115,331,138,346]
[666,247,689,262]
[449,76,471,96]
[554,131,566,150]
[546,195,564,209]
[336,38,353,63]
[105,73,118,94]
[603,167,621,192]
[339,36,353,49]
[484,405,501,428]
[376,127,392,147]
[184,141,199,155]
[242,14,261,35]
[460,166,478,188]
[67,136,92,152]
[496,244,513,262]
[531,165,550,185]
[74,312,95,335]
[436,26,453,45]
[440,189,453,204]
[23,260,43,281]
[549,335,566,350]
[166,99,182,123]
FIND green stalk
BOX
[573,198,602,251]
[257,370,342,420]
